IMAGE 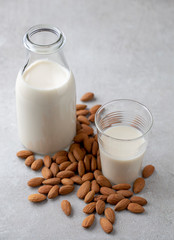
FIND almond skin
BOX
[38,185,53,194]
[142,165,155,178]
[56,170,75,179]
[17,150,33,159]
[117,190,133,198]
[59,185,74,195]
[94,170,102,179]
[73,148,85,161]
[91,156,97,172]
[48,185,59,199]
[56,155,68,164]
[96,200,105,215]
[28,193,46,202]
[105,208,115,224]
[77,115,90,125]
[100,187,115,196]
[130,196,147,206]
[43,155,52,168]
[27,177,44,187]
[89,104,101,114]
[42,177,60,185]
[83,202,96,214]
[100,217,113,234]
[82,172,94,182]
[91,180,100,193]
[83,138,92,153]
[114,198,130,211]
[41,167,53,179]
[25,155,35,167]
[84,155,91,172]
[52,150,68,161]
[81,92,94,102]
[61,178,74,185]
[59,161,71,171]
[84,190,95,203]
[61,200,71,216]
[97,155,102,171]
[133,177,145,193]
[74,133,88,143]
[76,104,87,110]
[97,175,112,188]
[68,151,77,163]
[77,181,91,199]
[50,162,59,176]
[81,124,94,135]
[71,175,83,185]
[66,162,78,172]
[94,195,108,202]
[76,109,89,116]
[82,214,95,228]
[92,141,98,156]
[107,193,124,205]
[31,159,43,171]
[78,160,85,177]
[127,203,145,213]
[112,183,131,190]
[88,114,95,122]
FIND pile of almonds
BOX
[17,92,155,234]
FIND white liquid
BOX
[99,125,147,184]
[16,60,76,154]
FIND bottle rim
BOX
[23,24,66,54]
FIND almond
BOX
[91,180,100,193]
[68,152,77,163]
[83,138,92,153]
[28,193,46,202]
[84,155,91,172]
[91,156,97,172]
[105,208,115,224]
[114,198,130,211]
[127,203,145,213]
[77,180,91,199]
[88,114,95,122]
[27,177,44,187]
[76,109,89,116]
[66,162,78,172]
[92,141,98,156]
[82,172,94,182]
[94,195,108,202]
[73,148,85,161]
[74,133,88,143]
[61,200,71,216]
[130,196,147,206]
[84,190,95,203]
[50,162,59,176]
[81,124,94,135]
[89,104,101,114]
[48,185,59,199]
[76,104,87,110]
[83,202,96,214]
[17,150,33,159]
[133,177,145,193]
[61,178,74,185]
[112,183,131,190]
[76,120,81,132]
[69,143,80,152]
[52,150,68,161]
[96,200,105,215]
[43,155,52,168]
[41,167,52,179]
[71,175,83,185]
[78,160,85,177]
[117,190,133,198]
[100,187,115,196]
[94,170,102,179]
[100,217,113,234]
[97,155,102,171]
[82,214,95,228]
[142,165,155,178]
[95,134,98,141]
[31,159,43,171]
[43,177,60,185]
[25,155,35,167]
[107,193,124,205]
[97,175,112,188]
[59,161,71,171]
[56,170,75,179]
[78,115,90,125]
[56,155,68,164]
[59,185,74,195]
[38,185,53,194]
[81,92,94,102]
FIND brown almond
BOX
[27,177,44,187]
[59,185,74,195]
[142,165,155,178]
[100,217,113,234]
[114,198,130,211]
[117,190,133,198]
[95,134,98,141]
[56,155,68,164]
[43,177,60,185]
[61,200,71,216]
[84,155,91,172]
[84,190,95,203]
[97,175,112,188]
[88,114,95,122]
[43,155,52,168]
[59,161,71,171]
[48,185,59,199]
[94,170,102,179]
[130,196,147,206]
[76,104,87,110]
[52,150,68,161]
[31,159,43,171]
[71,175,83,185]
[105,208,115,224]
[17,150,33,159]
[83,202,96,214]
[83,138,92,153]
[50,162,59,176]
[78,115,90,125]
[82,214,95,228]
[69,143,80,152]
[112,183,131,190]
[78,160,85,177]
[77,180,91,199]
[25,155,35,167]
[76,109,89,116]
[81,92,94,102]
[28,193,46,202]
[41,167,52,179]
[94,195,108,202]
[66,162,78,172]
[100,187,115,196]
[76,120,81,132]
[133,177,145,193]
[82,172,94,182]
[56,170,75,179]
[81,124,94,135]
[74,133,88,143]
[127,203,145,213]
[92,141,98,156]
[96,200,105,215]
[73,148,85,161]
[61,178,74,185]
[91,156,97,172]
[68,151,76,163]
[97,155,102,170]
[38,185,53,194]
[107,193,124,205]
[91,180,100,193]
[89,104,101,114]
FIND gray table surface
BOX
[0,0,174,239]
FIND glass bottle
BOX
[16,25,76,154]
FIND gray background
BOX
[0,0,174,239]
